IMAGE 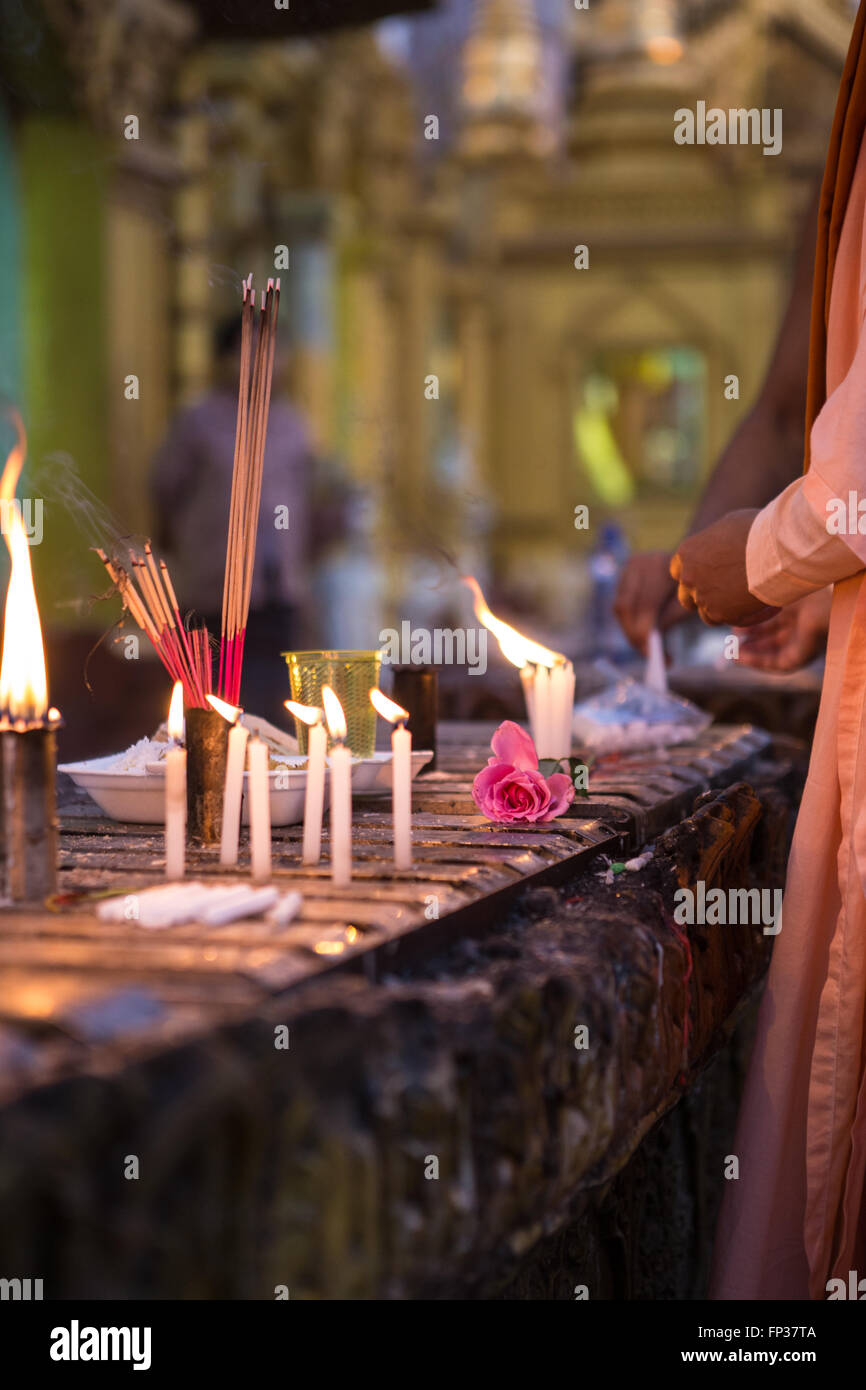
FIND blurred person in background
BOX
[615,190,833,675]
[152,316,322,728]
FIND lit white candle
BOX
[533,663,552,758]
[322,684,352,889]
[247,735,271,884]
[551,659,575,765]
[285,699,327,866]
[370,688,412,869]
[164,680,186,881]
[207,694,249,869]
[462,575,572,761]
[519,666,538,747]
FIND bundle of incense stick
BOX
[96,544,212,708]
[219,273,280,705]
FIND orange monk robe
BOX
[710,131,866,1303]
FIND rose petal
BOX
[519,771,554,821]
[473,763,547,822]
[490,720,538,771]
[498,768,551,822]
[472,763,507,816]
[534,772,575,823]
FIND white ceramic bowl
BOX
[351,749,434,790]
[59,756,318,827]
[59,748,434,825]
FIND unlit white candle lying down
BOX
[97,883,303,929]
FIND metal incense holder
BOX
[0,721,59,903]
[185,707,229,845]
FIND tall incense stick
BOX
[97,272,278,710]
[219,275,280,704]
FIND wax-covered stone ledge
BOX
[0,775,788,1300]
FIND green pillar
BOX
[0,111,20,405]
[18,117,109,626]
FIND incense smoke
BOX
[34,452,148,571]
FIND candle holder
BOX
[0,713,61,902]
[391,666,437,771]
[185,707,229,845]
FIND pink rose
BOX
[472,720,575,825]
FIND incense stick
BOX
[219,274,280,704]
[96,546,211,708]
[97,272,278,710]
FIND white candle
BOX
[285,700,327,866]
[550,659,575,765]
[207,694,249,869]
[520,661,575,763]
[520,665,538,747]
[534,663,552,758]
[322,685,352,889]
[644,629,668,694]
[370,688,412,869]
[461,575,572,760]
[391,720,412,868]
[247,736,271,883]
[164,680,186,881]
[201,885,279,924]
[223,723,249,866]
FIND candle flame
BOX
[0,412,48,720]
[321,685,347,741]
[462,575,561,669]
[285,698,323,727]
[369,688,409,724]
[206,693,241,724]
[168,680,184,741]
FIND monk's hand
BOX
[670,510,779,627]
[614,551,685,654]
[733,587,831,672]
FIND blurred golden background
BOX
[0,0,855,752]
